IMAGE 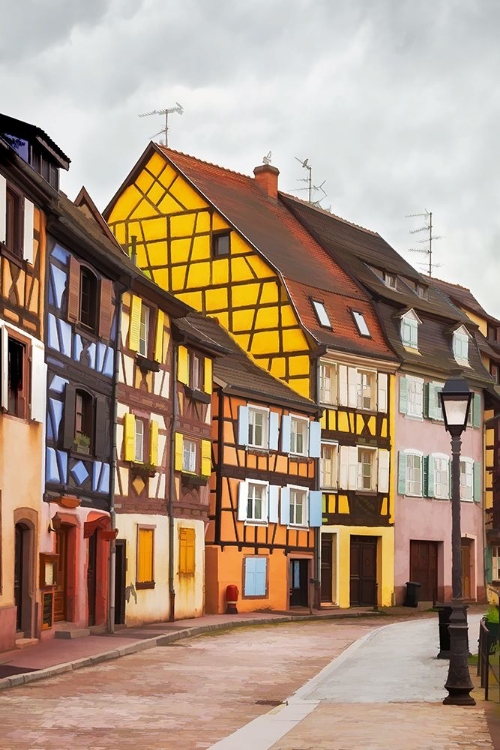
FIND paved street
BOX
[0,618,381,750]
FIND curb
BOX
[0,610,382,692]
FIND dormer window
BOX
[453,326,471,365]
[311,299,332,329]
[416,285,427,299]
[352,311,371,337]
[384,273,397,290]
[400,309,421,350]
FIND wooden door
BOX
[14,525,23,632]
[114,540,126,625]
[350,536,377,606]
[410,541,438,601]
[289,559,309,607]
[54,527,68,622]
[321,534,333,602]
[87,530,98,627]
[461,540,472,599]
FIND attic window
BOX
[211,231,230,258]
[352,311,371,337]
[384,273,397,290]
[453,326,471,365]
[416,285,427,299]
[401,310,421,350]
[311,299,332,329]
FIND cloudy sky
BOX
[2,0,499,314]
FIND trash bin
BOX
[403,581,421,608]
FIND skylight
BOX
[311,299,332,328]
[352,311,371,337]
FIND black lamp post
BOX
[439,372,475,706]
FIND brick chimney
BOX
[253,164,279,200]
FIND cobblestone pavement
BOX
[0,618,382,750]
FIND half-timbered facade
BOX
[105,147,399,608]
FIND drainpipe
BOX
[107,283,127,633]
[168,339,178,621]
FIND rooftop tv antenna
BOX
[263,151,272,165]
[293,157,327,206]
[406,209,442,276]
[138,102,184,147]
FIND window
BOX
[416,285,427,299]
[319,361,336,404]
[434,456,449,499]
[401,315,419,349]
[136,526,154,588]
[384,273,397,289]
[352,311,371,337]
[74,389,93,453]
[406,377,424,418]
[247,482,268,522]
[135,418,144,463]
[492,547,500,581]
[427,382,443,421]
[211,231,230,257]
[460,459,473,501]
[248,407,269,449]
[453,328,470,364]
[183,438,197,473]
[358,448,375,491]
[290,416,308,455]
[357,370,376,410]
[243,557,267,597]
[79,267,98,331]
[289,487,307,526]
[321,443,338,488]
[406,453,422,496]
[139,304,150,358]
[311,299,332,328]
[5,187,23,257]
[179,527,195,575]
[7,337,26,418]
[190,351,204,391]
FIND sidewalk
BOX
[0,606,387,691]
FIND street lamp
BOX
[439,372,475,706]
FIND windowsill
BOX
[319,402,338,409]
[356,490,377,496]
[131,463,157,478]
[402,345,421,354]
[184,385,211,404]
[287,524,309,530]
[405,413,424,421]
[246,445,269,453]
[136,355,160,373]
[0,244,25,269]
[74,323,98,340]
[242,594,268,600]
[289,452,310,460]
[181,472,208,487]
[244,520,268,527]
[321,486,338,492]
[136,581,155,590]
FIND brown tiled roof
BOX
[178,313,318,412]
[426,276,500,327]
[157,147,395,360]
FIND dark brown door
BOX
[461,540,472,599]
[321,534,333,602]
[14,525,23,632]
[410,541,438,601]
[54,526,68,622]
[114,540,126,625]
[350,536,377,606]
[87,530,98,627]
[289,559,309,607]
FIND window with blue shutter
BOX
[473,394,481,428]
[280,486,290,525]
[268,485,280,523]
[269,411,279,451]
[238,405,249,446]
[281,415,291,453]
[309,490,323,527]
[399,377,408,414]
[398,451,407,495]
[309,421,321,458]
[244,557,267,597]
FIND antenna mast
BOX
[406,209,442,276]
[293,157,327,206]
[138,102,184,147]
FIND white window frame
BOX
[182,438,197,473]
[288,485,308,527]
[139,304,149,358]
[357,447,376,492]
[319,361,337,405]
[405,451,423,497]
[290,415,309,456]
[246,480,268,524]
[492,546,500,581]
[248,406,269,449]
[433,454,450,499]
[357,369,376,411]
[384,273,397,289]
[135,418,144,463]
[453,328,470,365]
[352,311,371,337]
[401,310,421,350]
[321,442,338,489]
[312,299,332,328]
[407,376,424,419]
[460,457,474,501]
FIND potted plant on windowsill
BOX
[181,472,209,487]
[73,433,91,455]
[131,462,157,479]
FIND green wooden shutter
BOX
[473,393,481,428]
[399,377,408,414]
[422,455,429,497]
[398,452,407,495]
[485,544,493,584]
[473,461,481,502]
[424,383,431,419]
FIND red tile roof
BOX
[158,146,395,360]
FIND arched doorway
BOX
[14,522,32,635]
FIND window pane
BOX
[312,300,332,328]
[135,420,144,462]
[353,311,371,337]
[139,306,149,357]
